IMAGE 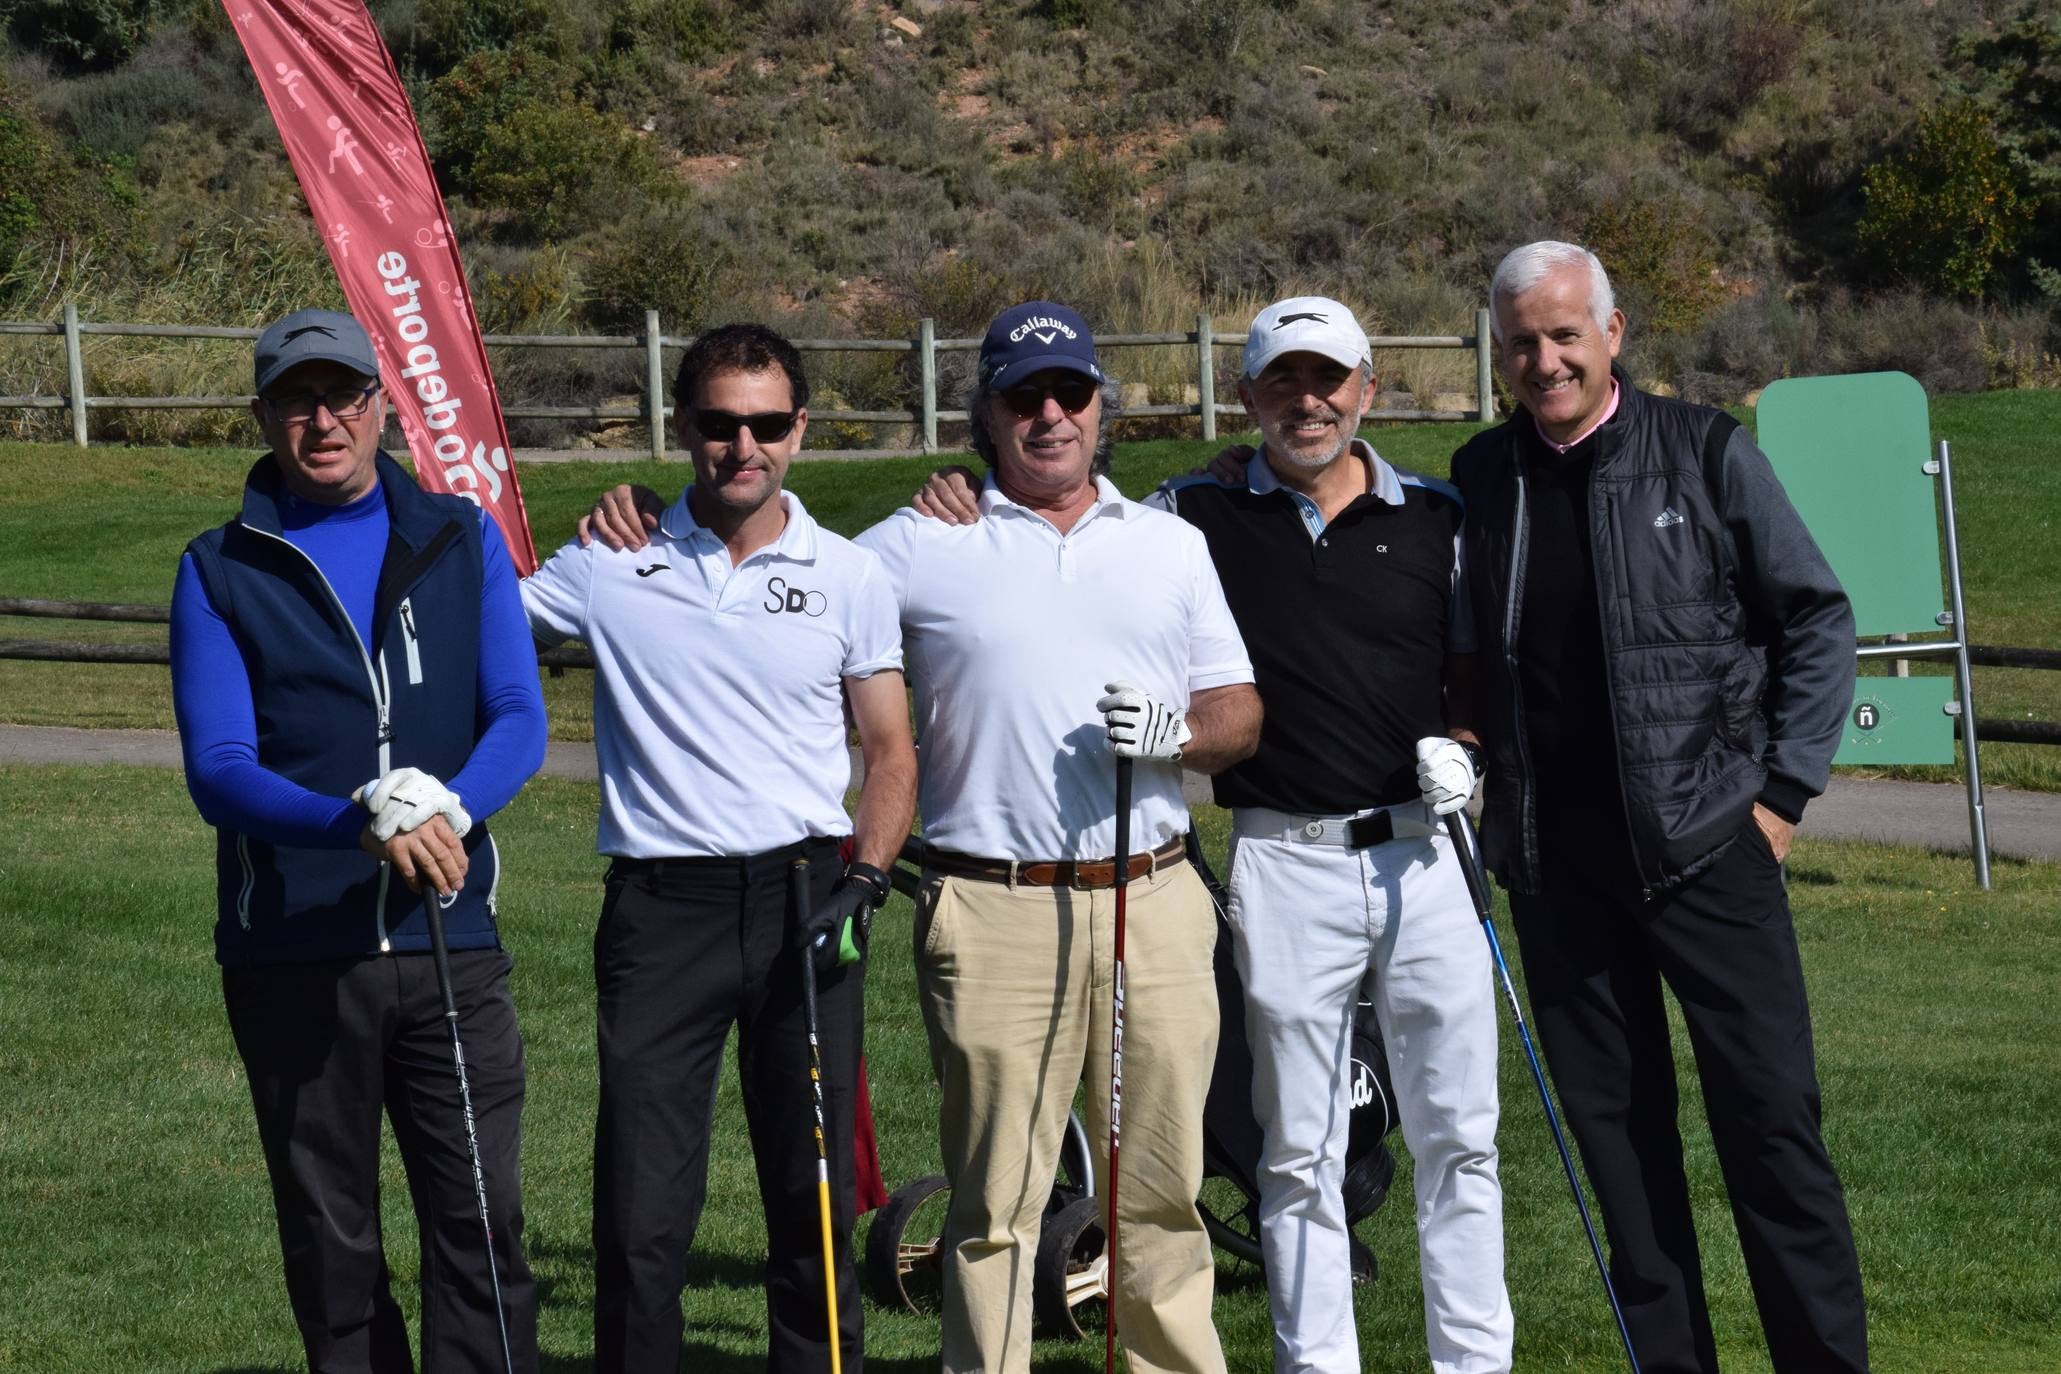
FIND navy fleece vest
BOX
[185,453,503,966]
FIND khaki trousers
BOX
[915,862,1227,1374]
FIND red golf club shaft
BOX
[1105,755,1133,1374]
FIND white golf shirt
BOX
[522,487,903,859]
[856,473,1252,861]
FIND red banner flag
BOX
[222,0,538,574]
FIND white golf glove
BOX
[355,767,473,842]
[1414,737,1479,816]
[1097,681,1192,761]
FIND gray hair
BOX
[964,376,1124,476]
[1488,241,1616,342]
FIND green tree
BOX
[1858,101,2032,299]
[1,0,164,71]
[421,47,579,190]
[469,100,668,242]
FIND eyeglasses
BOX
[263,384,380,423]
[999,376,1099,419]
[688,408,799,443]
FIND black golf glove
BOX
[800,862,892,973]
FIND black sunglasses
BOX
[688,407,799,443]
[999,376,1098,419]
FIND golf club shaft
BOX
[1105,755,1133,1374]
[1441,814,1642,1374]
[421,891,516,1374]
[792,859,844,1374]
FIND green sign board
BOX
[1756,372,1944,639]
[1834,677,1955,765]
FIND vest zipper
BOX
[1587,477,1649,887]
[242,525,395,953]
[1502,460,1540,886]
[235,833,255,930]
[398,597,424,685]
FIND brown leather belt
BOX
[922,836,1189,889]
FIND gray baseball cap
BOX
[253,309,380,395]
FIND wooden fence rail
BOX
[5,598,2058,745]
[1,305,1499,457]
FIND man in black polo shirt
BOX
[1452,241,1864,1372]
[1158,298,1510,1374]
[912,295,1511,1374]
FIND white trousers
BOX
[1228,809,1513,1374]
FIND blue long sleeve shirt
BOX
[171,482,545,849]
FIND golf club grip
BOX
[1442,811,1497,922]
[421,892,459,1020]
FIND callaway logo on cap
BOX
[979,301,1105,387]
[1243,295,1373,379]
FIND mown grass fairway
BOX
[1,766,2056,1371]
[3,386,2057,786]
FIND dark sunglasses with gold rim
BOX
[998,375,1099,419]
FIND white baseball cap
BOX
[1242,296,1372,379]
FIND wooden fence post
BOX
[63,303,88,448]
[919,317,937,454]
[645,309,666,460]
[1475,306,1495,423]
[1196,312,1215,443]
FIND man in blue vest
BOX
[171,307,547,1373]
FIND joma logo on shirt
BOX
[764,576,827,617]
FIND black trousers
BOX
[591,837,863,1374]
[223,948,537,1374]
[1508,813,1868,1374]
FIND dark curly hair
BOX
[673,323,810,412]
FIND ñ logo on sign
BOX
[1853,702,1880,731]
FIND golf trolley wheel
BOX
[1033,1194,1109,1340]
[1197,1175,1265,1268]
[864,1174,951,1313]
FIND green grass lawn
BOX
[3,388,2057,786]
[1,765,2055,1371]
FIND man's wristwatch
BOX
[1458,740,1484,777]
[844,861,893,908]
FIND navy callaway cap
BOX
[254,308,380,395]
[978,301,1105,387]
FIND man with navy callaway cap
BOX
[861,301,1261,1374]
[172,306,547,1370]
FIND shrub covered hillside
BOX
[4,0,2061,446]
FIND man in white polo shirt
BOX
[523,324,916,1374]
[858,303,1262,1374]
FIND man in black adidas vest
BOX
[1451,242,1865,1373]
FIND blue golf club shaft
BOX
[1442,813,1641,1374]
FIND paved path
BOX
[5,723,2055,864]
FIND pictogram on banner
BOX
[223,0,539,573]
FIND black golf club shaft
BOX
[792,859,845,1374]
[1441,813,1642,1374]
[1105,754,1133,1374]
[421,890,516,1374]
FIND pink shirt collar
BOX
[1533,378,1620,454]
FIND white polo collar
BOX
[659,485,820,562]
[977,471,1131,523]
[1250,438,1404,507]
